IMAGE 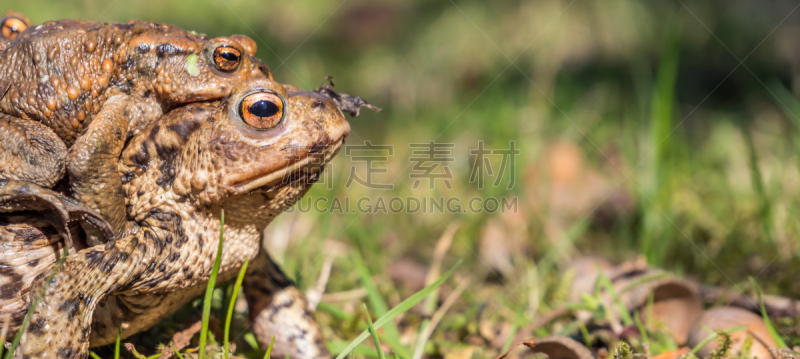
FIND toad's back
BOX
[0,19,211,144]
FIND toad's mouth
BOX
[232,139,345,194]
[234,155,319,194]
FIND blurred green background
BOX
[6,0,800,355]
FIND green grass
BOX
[9,0,800,356]
[334,261,461,359]
[224,258,250,359]
[122,220,461,359]
[261,336,275,359]
[115,329,122,359]
[363,304,387,359]
[198,209,227,359]
[169,344,186,359]
[690,326,747,355]
[751,277,788,349]
[351,250,407,358]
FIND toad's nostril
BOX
[311,101,324,109]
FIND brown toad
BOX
[0,16,270,235]
[0,76,355,359]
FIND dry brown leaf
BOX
[566,256,703,345]
[622,276,703,345]
[530,336,595,359]
[493,338,537,359]
[495,336,594,359]
[688,307,778,359]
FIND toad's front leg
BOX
[67,94,134,236]
[18,229,161,359]
[244,248,329,359]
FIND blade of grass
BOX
[410,224,458,359]
[741,125,773,244]
[115,328,122,359]
[411,278,469,359]
[642,21,680,265]
[318,302,355,321]
[579,323,591,348]
[598,272,633,325]
[200,209,226,359]
[327,341,382,358]
[618,272,670,295]
[351,250,401,342]
[334,260,462,359]
[749,277,788,348]
[351,250,409,358]
[89,352,103,359]
[262,336,275,359]
[321,304,405,355]
[4,247,69,359]
[224,257,250,359]
[635,312,649,344]
[767,80,800,185]
[364,304,387,359]
[170,344,186,359]
[244,333,260,352]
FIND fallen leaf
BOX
[688,307,778,359]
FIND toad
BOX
[1,76,360,359]
[0,17,270,236]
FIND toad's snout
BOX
[288,89,351,147]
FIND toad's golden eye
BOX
[212,46,241,72]
[1,17,27,40]
[239,92,284,130]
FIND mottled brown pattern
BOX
[0,17,272,237]
[2,78,351,359]
[0,18,271,145]
[0,114,66,188]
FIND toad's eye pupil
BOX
[249,100,279,117]
[220,51,238,61]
